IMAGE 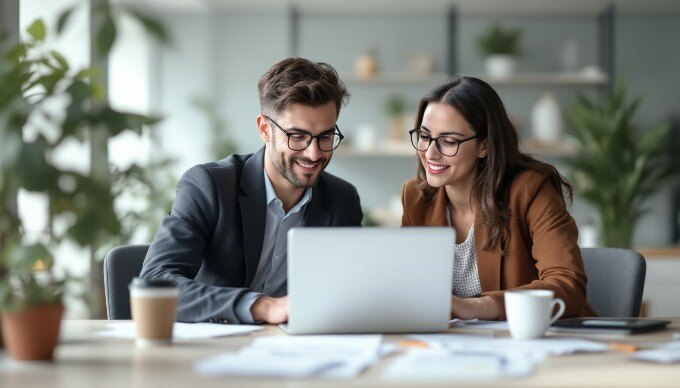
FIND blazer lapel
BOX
[239,147,267,287]
[424,188,448,226]
[304,183,331,227]
[474,212,502,292]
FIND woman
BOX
[401,75,596,320]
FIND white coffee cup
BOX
[505,289,565,340]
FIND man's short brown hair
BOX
[258,57,350,117]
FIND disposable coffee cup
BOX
[505,289,565,340]
[129,278,178,346]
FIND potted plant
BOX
[565,80,679,248]
[385,94,407,144]
[477,23,522,78]
[0,6,167,360]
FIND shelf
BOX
[522,138,577,157]
[341,72,449,85]
[336,139,577,158]
[340,72,607,87]
[335,143,415,158]
[474,72,609,87]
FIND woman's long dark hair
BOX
[414,75,573,251]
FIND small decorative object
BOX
[531,93,562,144]
[408,53,435,75]
[561,39,580,73]
[566,80,679,248]
[477,24,522,78]
[385,95,407,142]
[578,220,599,247]
[355,124,377,152]
[355,48,379,80]
[580,65,605,80]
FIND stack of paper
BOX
[634,340,680,363]
[383,333,609,379]
[195,335,387,378]
[383,348,535,380]
[91,322,262,340]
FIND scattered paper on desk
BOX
[449,318,509,331]
[195,335,385,379]
[383,348,535,380]
[634,340,680,363]
[92,322,261,340]
[412,334,608,358]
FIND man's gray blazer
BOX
[140,147,363,323]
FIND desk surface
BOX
[1,318,680,387]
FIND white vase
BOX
[531,93,562,144]
[485,55,516,78]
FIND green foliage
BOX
[565,80,679,248]
[0,6,169,312]
[385,95,406,117]
[477,24,522,57]
[111,158,178,246]
[191,97,239,159]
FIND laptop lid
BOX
[285,227,454,334]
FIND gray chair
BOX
[581,247,646,317]
[103,244,150,320]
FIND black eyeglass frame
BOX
[409,129,479,157]
[265,115,344,152]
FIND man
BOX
[140,58,363,324]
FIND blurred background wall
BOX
[14,0,680,317]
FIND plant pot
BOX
[1,304,64,361]
[355,53,378,80]
[485,55,517,78]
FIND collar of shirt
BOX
[263,169,312,216]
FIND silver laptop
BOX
[282,227,454,334]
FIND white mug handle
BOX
[549,298,566,324]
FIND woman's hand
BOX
[450,295,500,320]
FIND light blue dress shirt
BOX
[234,170,312,323]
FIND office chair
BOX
[581,248,646,317]
[103,244,150,320]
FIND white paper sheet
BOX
[633,340,680,363]
[383,348,535,380]
[194,335,384,379]
[91,322,262,340]
[412,333,608,359]
[449,318,509,331]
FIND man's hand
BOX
[251,295,289,324]
[450,295,500,320]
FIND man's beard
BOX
[270,134,329,188]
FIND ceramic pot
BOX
[355,53,378,79]
[531,93,562,144]
[485,54,516,78]
[1,304,64,360]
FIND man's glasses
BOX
[266,115,344,152]
[409,129,478,157]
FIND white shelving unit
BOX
[335,139,577,159]
[341,71,608,87]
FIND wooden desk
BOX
[1,319,680,387]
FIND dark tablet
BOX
[551,318,671,334]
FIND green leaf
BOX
[127,8,171,44]
[27,19,46,42]
[8,244,53,275]
[57,7,76,34]
[96,13,117,56]
[50,50,70,71]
